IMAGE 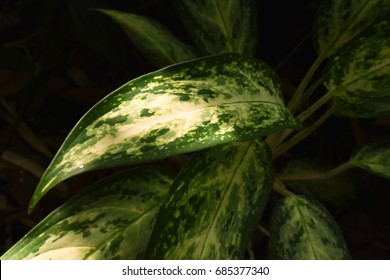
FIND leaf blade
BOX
[99,9,197,67]
[29,53,299,211]
[269,196,350,260]
[174,0,258,55]
[144,140,273,259]
[1,168,171,260]
[324,19,390,118]
[351,139,390,179]
[313,0,390,57]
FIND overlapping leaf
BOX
[1,168,171,260]
[174,0,258,55]
[351,139,390,179]
[324,19,390,118]
[269,196,350,260]
[144,140,273,259]
[29,53,300,212]
[280,159,358,211]
[99,9,196,67]
[313,0,390,57]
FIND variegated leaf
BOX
[351,139,390,179]
[29,53,300,212]
[323,19,390,118]
[1,168,171,260]
[99,9,197,67]
[313,0,390,57]
[174,0,258,55]
[269,196,350,260]
[144,140,273,259]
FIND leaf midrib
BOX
[321,1,374,57]
[199,141,253,258]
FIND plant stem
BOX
[266,78,327,150]
[257,224,270,237]
[296,89,334,123]
[269,89,335,151]
[287,53,326,114]
[273,109,333,158]
[277,161,354,181]
[273,179,295,197]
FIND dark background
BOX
[1,0,389,259]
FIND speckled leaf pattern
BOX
[1,168,172,260]
[99,9,196,67]
[144,140,273,259]
[29,53,300,212]
[269,196,350,260]
[351,139,390,178]
[324,19,390,118]
[174,0,258,55]
[313,0,390,57]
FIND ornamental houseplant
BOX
[1,0,389,259]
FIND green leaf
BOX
[351,139,390,179]
[29,53,300,212]
[281,159,358,212]
[269,196,350,260]
[98,9,197,67]
[323,19,390,118]
[174,0,258,55]
[144,140,273,259]
[1,168,171,260]
[312,0,390,57]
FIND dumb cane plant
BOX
[1,0,389,260]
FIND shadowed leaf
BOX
[174,0,258,55]
[324,20,390,118]
[313,0,390,57]
[99,9,197,67]
[351,139,390,179]
[1,168,171,260]
[269,196,350,260]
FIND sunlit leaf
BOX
[269,196,350,260]
[351,139,390,178]
[313,0,390,57]
[99,9,197,67]
[324,19,390,118]
[29,53,300,212]
[174,0,258,55]
[144,140,273,259]
[1,168,171,260]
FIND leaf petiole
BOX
[277,161,354,181]
[273,109,333,158]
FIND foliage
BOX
[1,0,389,259]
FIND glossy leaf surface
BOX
[144,140,273,259]
[99,9,196,67]
[29,53,299,212]
[351,139,390,179]
[313,0,390,57]
[269,196,350,260]
[324,20,390,118]
[1,168,171,260]
[174,0,258,55]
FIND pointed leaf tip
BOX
[30,53,299,210]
